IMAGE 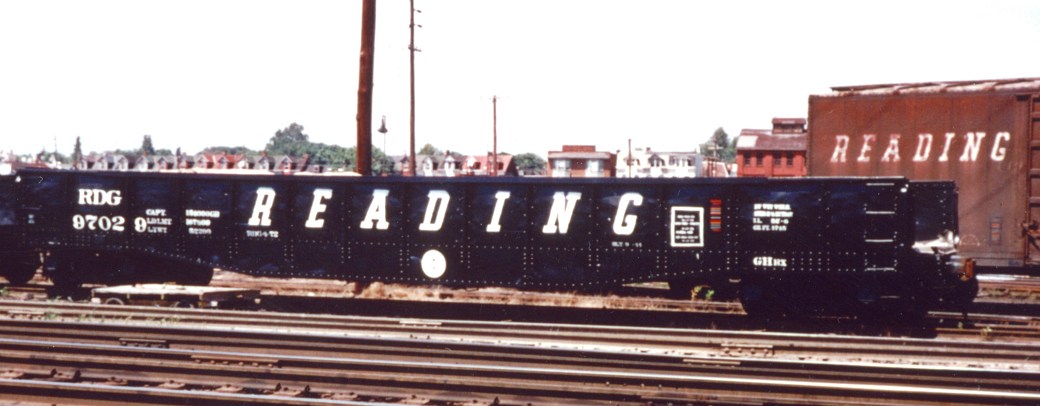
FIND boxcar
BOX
[0,168,974,318]
[807,78,1040,271]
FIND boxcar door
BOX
[1028,93,1040,265]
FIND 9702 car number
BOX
[72,214,126,232]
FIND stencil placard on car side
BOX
[670,206,704,248]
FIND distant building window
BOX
[773,152,781,167]
[587,159,603,177]
[755,152,763,167]
[786,152,794,166]
[743,153,751,166]
[552,159,570,177]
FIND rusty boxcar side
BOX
[807,78,1040,269]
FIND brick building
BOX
[546,145,617,178]
[735,118,807,177]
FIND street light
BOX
[378,115,388,174]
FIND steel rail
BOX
[1,322,1037,392]
[0,300,1038,403]
[1,306,1038,374]
[0,329,1038,405]
[0,378,395,405]
[1,299,1038,368]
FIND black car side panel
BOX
[10,169,948,291]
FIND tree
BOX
[73,136,83,162]
[275,122,308,143]
[372,148,395,175]
[254,123,363,171]
[266,123,311,156]
[512,153,546,175]
[203,146,256,155]
[418,143,441,156]
[37,149,68,165]
[310,143,353,170]
[253,122,400,172]
[703,127,736,163]
[140,135,156,156]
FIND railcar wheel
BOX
[857,292,929,324]
[738,279,805,319]
[171,300,196,308]
[709,283,739,302]
[668,281,694,300]
[738,282,776,318]
[955,277,980,308]
[854,282,884,318]
[3,254,41,285]
[48,266,84,296]
[888,298,929,323]
[176,264,213,286]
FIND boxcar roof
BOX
[821,77,1040,97]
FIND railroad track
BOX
[0,300,1035,367]
[977,274,1040,301]
[209,272,746,314]
[208,272,1040,342]
[7,270,1040,320]
[0,300,1038,404]
[932,311,1040,342]
[4,277,1040,343]
[209,271,1040,316]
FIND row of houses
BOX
[389,153,519,177]
[72,152,300,172]
[59,147,732,178]
[546,145,734,178]
[542,117,808,179]
[57,151,523,177]
[0,151,58,175]
[8,120,806,178]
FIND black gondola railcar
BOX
[0,168,975,318]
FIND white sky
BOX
[2,0,1039,158]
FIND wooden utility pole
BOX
[408,0,418,176]
[355,0,376,176]
[492,96,498,176]
[627,138,633,177]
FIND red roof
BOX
[736,130,806,152]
